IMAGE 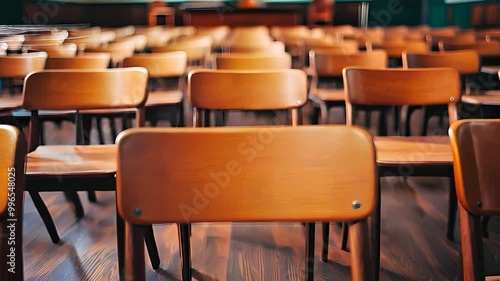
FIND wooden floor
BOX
[22,108,500,280]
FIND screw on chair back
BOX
[188,69,307,126]
[44,53,111,69]
[343,67,461,126]
[449,119,500,281]
[22,68,149,151]
[116,125,377,281]
[0,125,26,281]
[215,53,291,70]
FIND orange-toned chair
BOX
[117,126,377,281]
[449,119,500,281]
[22,68,160,276]
[0,125,26,281]
[343,67,461,279]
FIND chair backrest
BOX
[227,41,285,54]
[0,42,7,55]
[215,53,292,70]
[152,36,212,62]
[0,35,24,51]
[403,50,480,75]
[23,68,148,111]
[116,126,376,224]
[123,51,187,78]
[26,43,78,58]
[310,50,387,77]
[449,119,500,216]
[189,69,307,111]
[0,125,26,281]
[439,40,500,56]
[189,69,307,126]
[343,67,461,125]
[44,53,111,69]
[23,30,68,46]
[86,40,135,66]
[0,52,47,78]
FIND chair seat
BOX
[374,136,452,166]
[146,90,183,107]
[27,145,116,176]
[80,108,136,115]
[313,88,345,102]
[0,95,23,111]
[462,91,500,105]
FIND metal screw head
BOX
[450,97,455,102]
[352,200,361,209]
[477,201,483,208]
[134,99,139,104]
[296,100,302,105]
[134,208,142,216]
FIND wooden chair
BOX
[123,51,187,127]
[0,52,47,98]
[23,30,68,46]
[439,41,500,65]
[309,49,388,125]
[0,125,26,281]
[226,41,286,54]
[449,119,500,281]
[403,50,480,136]
[22,68,160,277]
[0,35,24,53]
[374,41,427,66]
[152,36,212,69]
[85,40,135,67]
[189,69,307,127]
[44,53,111,70]
[343,67,461,279]
[117,126,377,281]
[0,42,7,55]
[25,43,78,57]
[215,53,292,70]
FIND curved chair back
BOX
[27,43,78,58]
[403,50,480,75]
[449,119,500,281]
[311,50,387,76]
[117,125,376,281]
[215,53,291,70]
[123,51,187,78]
[45,53,111,69]
[0,52,47,78]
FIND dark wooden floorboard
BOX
[22,107,500,280]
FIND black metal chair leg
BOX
[341,222,349,251]
[87,191,97,202]
[420,107,429,136]
[116,206,125,280]
[179,223,191,281]
[109,117,118,142]
[321,222,329,262]
[305,222,315,281]
[447,176,457,241]
[144,225,160,269]
[482,217,490,238]
[95,117,106,144]
[29,191,60,243]
[65,190,84,219]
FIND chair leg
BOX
[349,220,373,281]
[458,205,485,281]
[29,191,60,243]
[305,222,315,281]
[447,176,457,241]
[420,107,429,136]
[341,222,349,251]
[321,222,329,262]
[87,191,97,202]
[125,223,146,281]
[310,105,320,125]
[177,102,185,127]
[371,176,381,281]
[65,191,84,219]
[144,225,160,270]
[481,217,490,238]
[95,117,106,145]
[116,206,125,280]
[109,118,118,143]
[364,110,371,128]
[179,223,191,281]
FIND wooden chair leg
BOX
[179,223,191,281]
[144,225,160,270]
[65,191,84,219]
[349,220,374,281]
[125,223,146,281]
[447,176,457,241]
[321,222,329,262]
[481,217,490,238]
[458,205,485,281]
[29,191,60,243]
[305,222,315,281]
[341,222,349,251]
